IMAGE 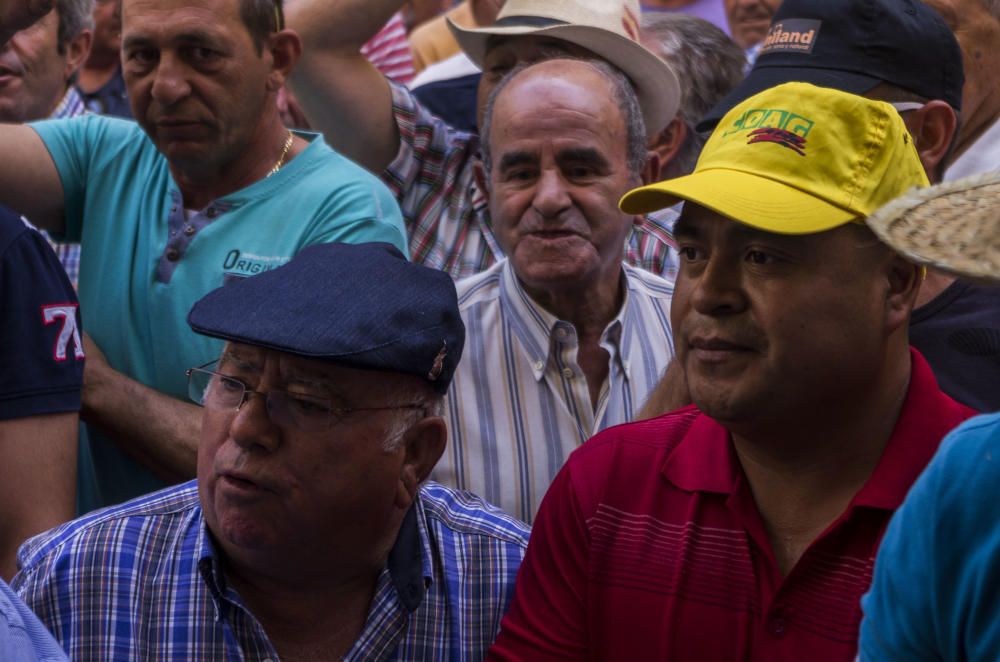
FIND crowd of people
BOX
[0,0,998,659]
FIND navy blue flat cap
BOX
[187,243,465,393]
[697,0,963,132]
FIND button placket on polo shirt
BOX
[156,193,231,283]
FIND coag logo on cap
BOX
[723,108,814,140]
[759,19,822,55]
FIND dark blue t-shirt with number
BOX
[0,207,83,420]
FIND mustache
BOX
[680,319,768,351]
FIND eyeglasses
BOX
[186,363,425,432]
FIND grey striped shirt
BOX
[434,259,675,522]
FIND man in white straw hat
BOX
[860,170,1000,660]
[286,0,684,280]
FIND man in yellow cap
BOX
[487,82,977,661]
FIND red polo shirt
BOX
[489,351,975,661]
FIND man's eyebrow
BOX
[121,34,152,50]
[172,29,225,46]
[557,147,610,169]
[122,29,223,50]
[672,215,701,239]
[498,150,538,171]
[218,348,257,371]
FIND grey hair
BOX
[480,57,648,179]
[381,385,444,453]
[641,13,745,177]
[56,0,94,53]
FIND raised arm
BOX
[0,125,65,232]
[286,0,405,173]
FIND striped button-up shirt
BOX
[382,84,681,281]
[44,86,86,288]
[13,481,529,661]
[433,260,675,522]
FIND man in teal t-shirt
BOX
[0,0,408,512]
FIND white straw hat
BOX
[448,0,680,134]
[866,170,1000,283]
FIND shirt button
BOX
[556,328,567,339]
[165,248,180,262]
[206,207,218,218]
[769,617,787,637]
[533,360,544,371]
[184,225,196,236]
[562,368,574,379]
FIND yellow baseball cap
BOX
[619,82,929,234]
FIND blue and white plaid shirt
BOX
[13,481,529,661]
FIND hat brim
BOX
[696,65,882,133]
[620,168,858,234]
[448,18,679,134]
[866,171,1000,283]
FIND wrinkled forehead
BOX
[120,0,241,30]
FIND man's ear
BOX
[394,415,447,510]
[63,28,92,82]
[884,253,923,334]
[908,101,957,183]
[266,29,302,92]
[473,159,491,204]
[647,117,686,180]
[641,148,662,187]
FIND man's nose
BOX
[688,254,748,316]
[150,53,192,106]
[531,168,572,220]
[228,392,281,453]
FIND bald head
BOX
[480,58,647,178]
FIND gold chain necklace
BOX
[267,130,295,178]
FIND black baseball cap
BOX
[698,0,964,132]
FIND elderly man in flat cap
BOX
[12,242,529,661]
[488,82,976,661]
[860,171,1000,661]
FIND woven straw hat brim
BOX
[447,20,680,135]
[866,170,1000,283]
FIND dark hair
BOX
[481,58,648,178]
[239,0,283,53]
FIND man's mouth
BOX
[688,335,755,363]
[219,471,274,494]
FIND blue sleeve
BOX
[0,209,83,419]
[0,578,67,661]
[30,115,136,243]
[860,413,1000,661]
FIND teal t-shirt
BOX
[32,115,408,512]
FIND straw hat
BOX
[866,170,1000,283]
[447,0,680,134]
